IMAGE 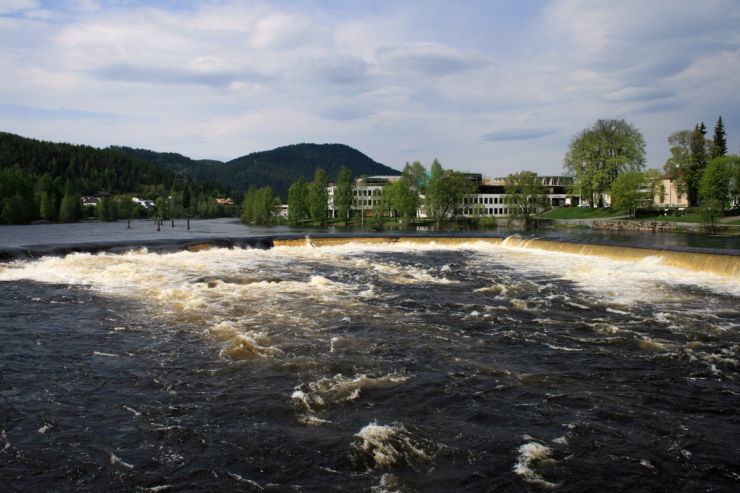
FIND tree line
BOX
[0,132,235,224]
[247,160,482,228]
[564,117,739,219]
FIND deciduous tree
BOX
[288,179,308,226]
[504,171,546,225]
[609,171,651,217]
[308,168,329,226]
[334,167,353,226]
[564,119,646,207]
[425,159,475,228]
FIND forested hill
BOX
[109,146,223,175]
[114,143,400,199]
[223,143,399,198]
[0,131,177,195]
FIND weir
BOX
[273,235,740,278]
[1,233,737,279]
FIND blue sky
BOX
[1,0,738,177]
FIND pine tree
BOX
[712,116,727,159]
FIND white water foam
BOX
[514,442,560,489]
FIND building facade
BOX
[327,174,575,219]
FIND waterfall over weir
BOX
[274,234,740,278]
[2,232,738,278]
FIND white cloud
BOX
[0,0,40,14]
[0,0,738,174]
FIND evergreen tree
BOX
[334,167,353,226]
[712,116,727,159]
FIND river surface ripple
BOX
[0,240,738,492]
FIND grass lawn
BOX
[637,214,704,223]
[537,207,622,220]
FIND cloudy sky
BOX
[1,0,739,176]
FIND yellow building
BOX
[654,173,688,208]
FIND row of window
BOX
[463,196,508,205]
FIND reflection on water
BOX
[0,240,738,491]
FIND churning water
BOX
[0,237,738,491]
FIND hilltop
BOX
[112,142,399,199]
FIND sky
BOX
[1,0,739,177]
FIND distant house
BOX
[654,173,688,208]
[81,196,100,207]
[131,197,155,209]
[216,197,234,206]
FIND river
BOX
[0,221,738,491]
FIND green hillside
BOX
[0,132,177,196]
[0,132,230,224]
[114,142,400,199]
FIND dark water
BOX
[1,218,739,256]
[1,235,739,491]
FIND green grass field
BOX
[537,207,622,219]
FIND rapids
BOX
[0,239,738,491]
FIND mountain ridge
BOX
[112,142,400,199]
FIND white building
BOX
[327,174,575,219]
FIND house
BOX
[131,197,155,209]
[654,173,688,208]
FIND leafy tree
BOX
[663,130,693,202]
[700,156,738,212]
[241,186,256,224]
[609,171,651,217]
[308,168,329,226]
[387,162,424,223]
[564,119,646,207]
[685,122,710,206]
[287,178,309,226]
[98,196,117,221]
[425,159,475,228]
[504,171,546,225]
[58,189,82,223]
[254,187,276,225]
[334,166,353,226]
[155,197,167,218]
[712,116,727,159]
[699,199,723,233]
[38,191,57,221]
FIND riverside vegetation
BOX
[2,116,738,231]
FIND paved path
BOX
[720,215,740,223]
